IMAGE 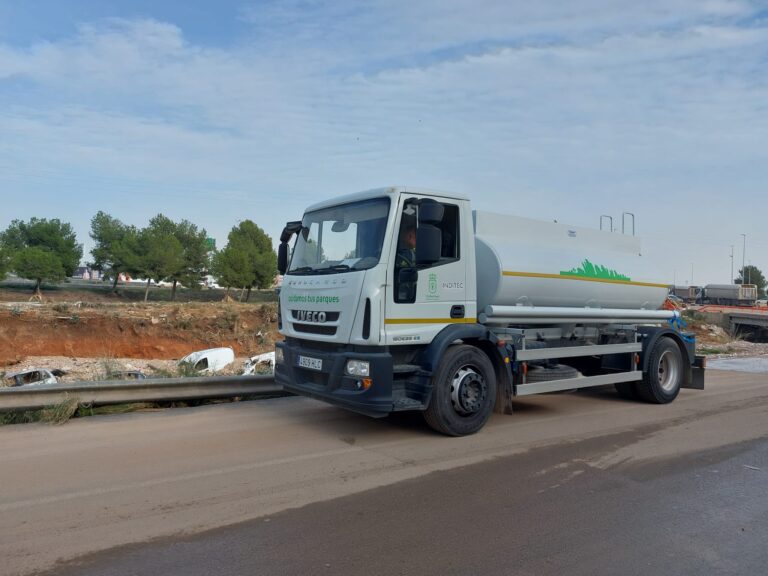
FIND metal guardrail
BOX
[0,375,283,411]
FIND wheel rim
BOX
[450,365,487,415]
[658,349,680,392]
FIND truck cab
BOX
[276,187,473,418]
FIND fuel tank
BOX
[473,211,668,311]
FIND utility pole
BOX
[741,233,747,282]
[730,245,734,283]
[690,263,694,286]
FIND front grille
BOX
[293,323,337,336]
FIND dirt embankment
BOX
[0,301,279,367]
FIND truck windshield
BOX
[288,197,390,275]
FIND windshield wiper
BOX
[288,266,315,275]
[313,264,353,274]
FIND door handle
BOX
[450,305,465,319]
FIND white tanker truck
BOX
[275,187,705,436]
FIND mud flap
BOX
[494,375,514,415]
[683,355,706,390]
[494,348,515,415]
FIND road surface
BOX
[1,370,767,575]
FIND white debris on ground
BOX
[242,351,275,375]
[704,324,728,340]
[702,340,768,358]
[692,320,768,358]
[0,356,269,383]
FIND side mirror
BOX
[277,243,289,274]
[418,199,444,224]
[280,221,303,243]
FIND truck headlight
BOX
[345,360,370,377]
[275,346,284,365]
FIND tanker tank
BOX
[473,211,669,312]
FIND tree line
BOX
[0,213,276,301]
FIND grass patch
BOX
[40,395,80,424]
[147,361,201,378]
[0,394,79,426]
[75,402,157,417]
[698,347,726,355]
[214,305,241,332]
[92,356,123,381]
[175,362,203,378]
[1,410,44,425]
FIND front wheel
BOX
[636,337,683,404]
[423,345,496,436]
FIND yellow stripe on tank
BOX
[502,270,669,289]
[384,318,477,325]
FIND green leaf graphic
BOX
[560,259,631,281]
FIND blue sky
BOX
[1,0,767,285]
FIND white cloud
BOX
[1,2,767,282]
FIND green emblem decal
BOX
[427,272,440,300]
[560,259,631,282]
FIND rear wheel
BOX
[637,337,683,404]
[424,345,496,436]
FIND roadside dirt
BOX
[2,355,264,382]
[0,298,280,368]
[3,289,766,370]
[684,313,768,357]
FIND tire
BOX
[525,364,579,383]
[636,337,683,404]
[423,345,497,436]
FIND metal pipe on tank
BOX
[479,305,679,325]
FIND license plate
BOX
[297,355,322,371]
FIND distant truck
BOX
[670,285,699,303]
[698,284,758,307]
[275,187,704,436]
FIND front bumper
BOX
[275,339,395,417]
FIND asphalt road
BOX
[2,370,767,575]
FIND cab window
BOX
[394,200,460,303]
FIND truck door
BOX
[385,196,468,345]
